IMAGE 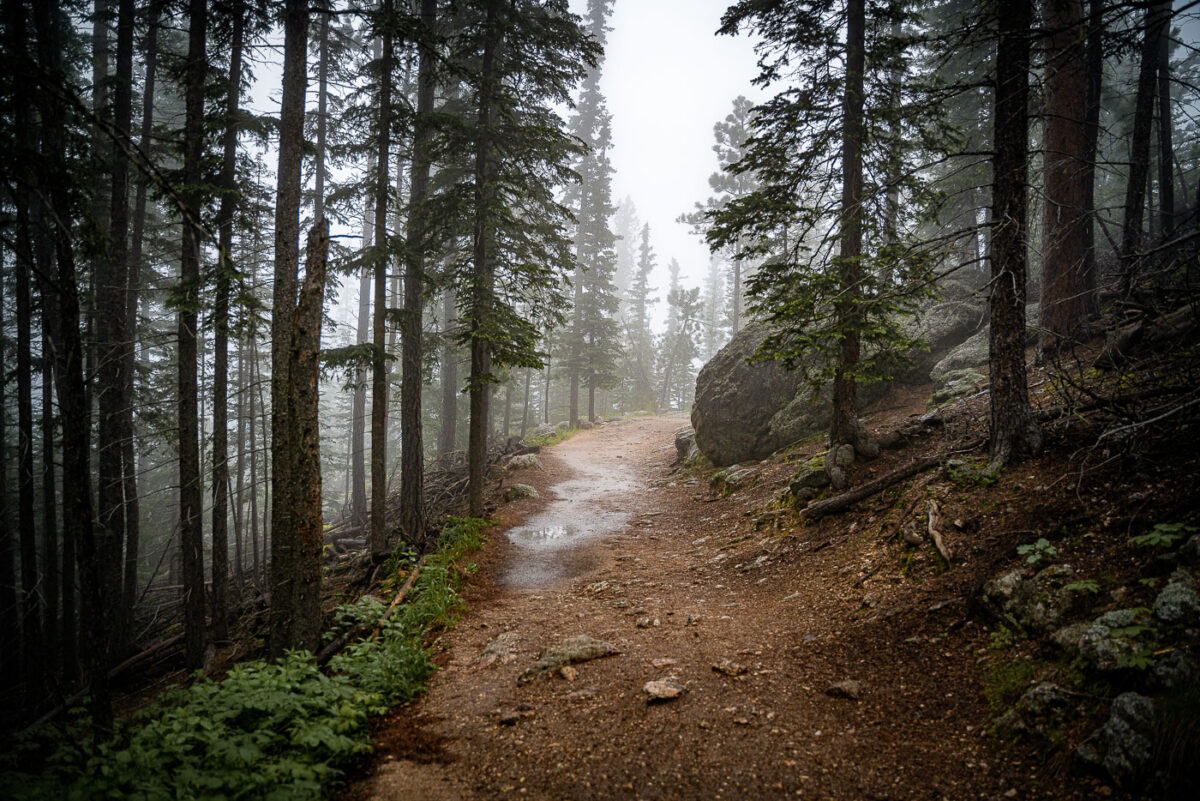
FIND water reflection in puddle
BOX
[503,450,637,590]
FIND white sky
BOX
[248,2,766,336]
[593,0,765,298]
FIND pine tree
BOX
[441,0,597,515]
[623,223,657,411]
[712,0,942,460]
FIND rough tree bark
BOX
[268,0,310,658]
[212,0,245,642]
[122,2,159,637]
[400,0,436,545]
[34,0,109,728]
[178,0,208,672]
[1119,0,1171,291]
[371,24,393,560]
[1079,0,1102,321]
[988,0,1043,471]
[1155,3,1174,234]
[469,0,500,518]
[438,288,459,455]
[1039,0,1091,354]
[829,0,875,463]
[285,221,329,653]
[352,179,372,528]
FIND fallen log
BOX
[800,455,941,521]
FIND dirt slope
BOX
[340,414,1094,801]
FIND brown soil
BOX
[336,400,1149,801]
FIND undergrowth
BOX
[0,517,489,801]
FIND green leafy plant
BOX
[1063,579,1100,594]
[1129,522,1196,549]
[0,518,491,801]
[1017,537,1057,564]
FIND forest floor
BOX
[336,384,1173,799]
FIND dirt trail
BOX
[344,415,1061,801]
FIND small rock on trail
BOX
[518,634,619,685]
[826,679,863,700]
[644,677,687,703]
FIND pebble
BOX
[643,678,686,703]
[825,679,862,700]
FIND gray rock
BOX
[1050,622,1090,652]
[994,682,1069,739]
[1075,693,1156,786]
[896,296,985,384]
[518,635,619,685]
[790,455,831,495]
[827,465,847,490]
[478,631,521,668]
[825,679,862,700]
[556,420,570,433]
[1152,569,1199,624]
[1080,608,1146,671]
[577,419,594,430]
[1178,534,1200,565]
[506,453,543,472]
[1151,649,1194,690]
[930,303,1039,386]
[644,677,686,703]
[712,659,748,677]
[691,322,886,466]
[723,467,757,491]
[505,483,539,501]
[674,427,697,462]
[831,443,855,470]
[930,368,986,405]
[980,564,1085,633]
[526,423,558,442]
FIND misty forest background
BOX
[1,0,1198,739]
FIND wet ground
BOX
[502,429,644,590]
[342,413,1085,801]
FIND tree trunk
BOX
[41,280,63,681]
[1155,5,1174,234]
[1079,0,1102,320]
[269,0,309,658]
[3,0,43,696]
[520,368,531,437]
[34,0,108,728]
[829,0,871,459]
[400,0,436,546]
[469,0,500,518]
[0,248,15,691]
[989,0,1043,470]
[314,4,329,220]
[351,156,374,527]
[233,340,246,590]
[1039,0,1091,354]
[543,328,552,424]
[370,23,393,560]
[285,221,329,653]
[177,0,208,673]
[438,288,459,455]
[1119,1,1170,291]
[211,0,244,644]
[122,1,158,637]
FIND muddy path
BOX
[342,415,1066,801]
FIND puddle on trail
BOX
[503,450,638,590]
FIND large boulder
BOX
[691,323,888,466]
[930,302,1041,386]
[896,291,986,384]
